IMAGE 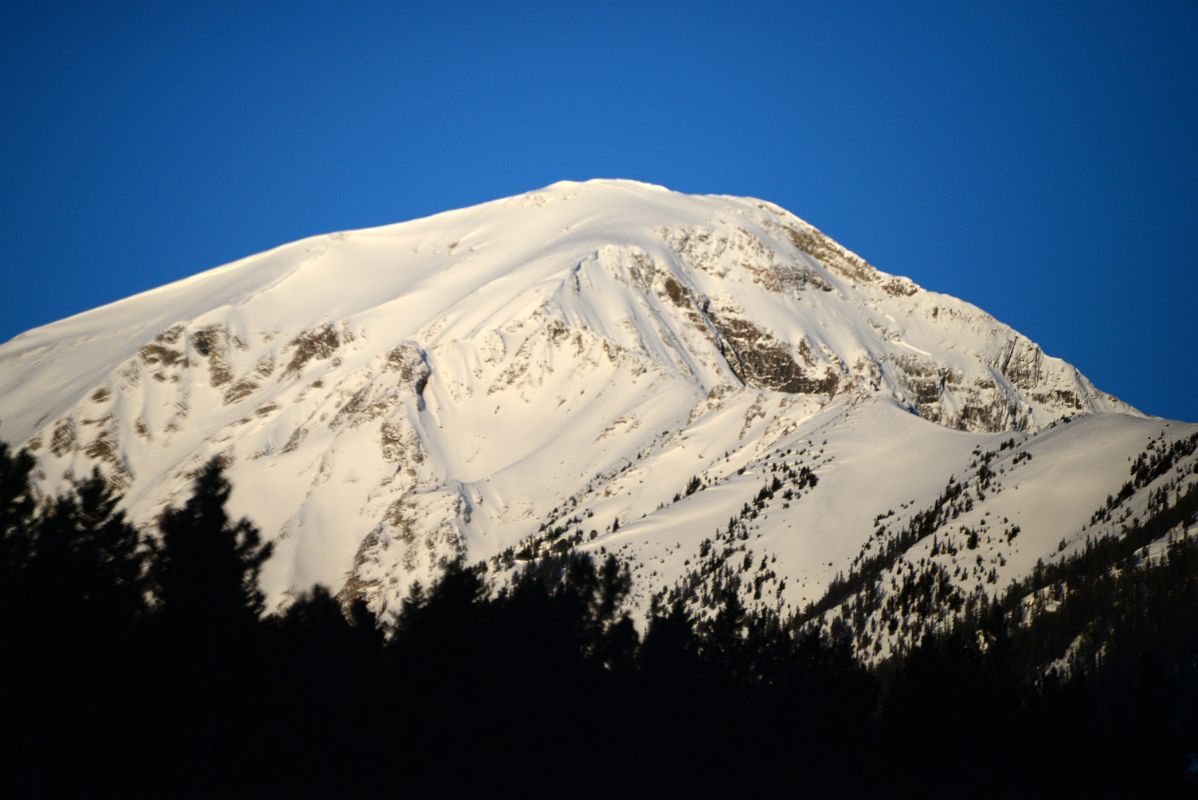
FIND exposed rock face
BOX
[0,179,1140,620]
[284,323,341,377]
[655,270,839,397]
[709,314,839,396]
[779,221,878,285]
[994,338,1044,391]
[655,215,1116,433]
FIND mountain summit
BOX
[2,180,1188,655]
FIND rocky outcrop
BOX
[710,314,839,396]
[284,323,341,377]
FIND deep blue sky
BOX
[3,1,1196,420]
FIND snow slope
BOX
[0,179,1182,631]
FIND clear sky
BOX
[2,1,1196,420]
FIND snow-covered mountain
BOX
[2,179,1193,653]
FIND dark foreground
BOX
[2,442,1196,797]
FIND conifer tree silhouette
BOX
[148,457,272,634]
[0,443,35,586]
[142,456,274,791]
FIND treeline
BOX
[0,443,875,796]
[877,524,1198,797]
[2,441,1196,797]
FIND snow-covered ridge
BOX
[0,179,1162,622]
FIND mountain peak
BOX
[0,183,1150,625]
[540,177,674,192]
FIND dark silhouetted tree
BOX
[141,456,274,792]
[148,457,272,634]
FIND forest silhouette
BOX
[1,440,1196,797]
